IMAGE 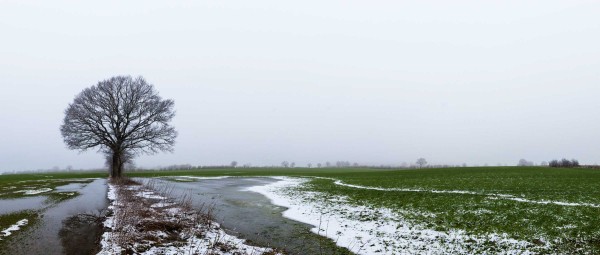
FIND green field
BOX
[2,167,600,253]
[129,166,600,253]
[0,172,103,200]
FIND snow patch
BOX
[248,177,547,255]
[150,202,175,208]
[98,182,279,255]
[136,191,166,200]
[165,207,181,215]
[0,219,29,240]
[313,176,600,208]
[138,224,276,255]
[489,196,600,208]
[18,188,53,195]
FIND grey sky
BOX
[1,1,600,172]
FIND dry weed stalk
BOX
[106,178,276,255]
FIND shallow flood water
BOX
[1,179,108,255]
[151,177,348,255]
[0,196,47,215]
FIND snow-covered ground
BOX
[98,181,280,255]
[16,188,53,195]
[247,177,550,255]
[0,219,29,241]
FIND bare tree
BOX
[281,161,290,168]
[517,159,533,166]
[317,163,322,168]
[290,162,296,168]
[416,158,427,168]
[561,158,573,168]
[307,163,312,168]
[571,159,580,167]
[336,161,350,167]
[231,161,238,168]
[61,76,177,178]
[548,158,579,168]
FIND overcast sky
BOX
[1,1,600,172]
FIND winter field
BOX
[1,167,600,254]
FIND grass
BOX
[127,166,600,253]
[0,172,106,185]
[44,192,80,204]
[0,172,102,199]
[0,179,87,200]
[0,172,104,248]
[0,210,38,233]
[0,210,40,250]
[4,166,600,253]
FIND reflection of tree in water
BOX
[59,214,104,255]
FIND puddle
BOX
[1,179,108,255]
[0,197,47,215]
[59,214,103,255]
[55,183,87,192]
[149,177,350,255]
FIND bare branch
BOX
[61,75,177,178]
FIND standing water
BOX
[0,197,47,215]
[1,179,108,255]
[149,177,351,255]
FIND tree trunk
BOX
[111,150,122,178]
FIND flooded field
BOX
[146,177,351,254]
[127,167,600,254]
[0,197,47,215]
[1,175,349,255]
[4,166,600,254]
[0,179,107,255]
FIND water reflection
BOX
[150,177,350,255]
[1,179,108,255]
[0,197,47,215]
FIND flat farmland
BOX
[132,166,600,254]
[2,167,600,254]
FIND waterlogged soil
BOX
[0,179,108,255]
[151,177,352,255]
[2,177,348,254]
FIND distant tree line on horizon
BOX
[518,158,581,168]
[6,157,592,175]
[548,159,580,168]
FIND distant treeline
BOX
[145,163,469,171]
[548,159,580,168]
[518,158,584,168]
[5,159,596,175]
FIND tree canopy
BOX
[60,75,177,177]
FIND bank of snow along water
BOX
[98,179,282,255]
[247,177,550,255]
